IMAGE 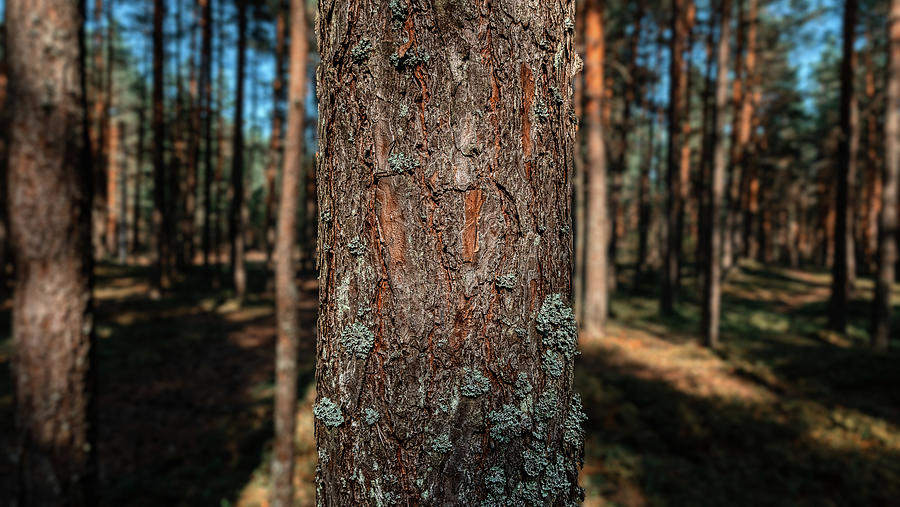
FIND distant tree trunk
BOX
[265,1,287,287]
[151,0,168,297]
[118,121,128,262]
[271,2,307,504]
[696,8,717,293]
[106,120,120,258]
[662,0,691,314]
[573,0,586,322]
[634,19,658,291]
[7,0,96,503]
[585,0,609,334]
[611,3,644,293]
[738,0,759,261]
[829,0,859,333]
[315,1,585,503]
[863,34,881,272]
[133,98,146,253]
[702,0,732,348]
[0,25,8,288]
[183,0,201,267]
[872,0,900,349]
[200,0,213,269]
[676,2,696,289]
[91,0,109,259]
[231,0,247,301]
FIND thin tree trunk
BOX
[635,19,658,291]
[265,1,287,286]
[118,121,128,262]
[585,0,609,334]
[573,0,586,323]
[106,120,120,258]
[200,0,213,268]
[151,0,168,298]
[872,0,900,349]
[271,3,307,504]
[91,0,109,259]
[662,0,690,314]
[696,8,717,293]
[676,2,696,289]
[829,0,859,333]
[231,0,247,302]
[863,34,881,272]
[315,1,585,503]
[133,97,146,253]
[702,0,732,348]
[183,0,201,266]
[7,0,96,502]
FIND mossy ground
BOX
[0,258,898,505]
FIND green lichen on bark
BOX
[460,367,491,397]
[364,407,380,425]
[314,397,344,427]
[387,152,420,173]
[515,373,533,398]
[348,236,366,256]
[495,273,517,290]
[536,293,578,359]
[563,394,587,446]
[487,404,527,443]
[431,433,452,453]
[534,390,559,421]
[541,350,564,378]
[340,322,375,358]
[351,38,373,63]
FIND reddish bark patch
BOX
[521,64,535,177]
[376,181,408,272]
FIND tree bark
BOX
[872,0,900,349]
[91,0,109,259]
[696,8,717,293]
[271,3,308,504]
[702,0,732,348]
[133,94,146,253]
[7,0,96,502]
[661,0,691,314]
[106,118,119,257]
[829,0,859,333]
[151,0,169,297]
[314,1,585,503]
[862,33,881,273]
[266,1,288,279]
[118,121,128,262]
[230,0,247,302]
[200,0,213,269]
[584,0,609,334]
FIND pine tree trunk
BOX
[183,0,200,267]
[662,0,691,314]
[106,119,119,257]
[271,3,308,504]
[266,2,287,278]
[829,0,859,333]
[872,0,900,349]
[314,1,586,503]
[696,8,717,293]
[702,0,732,348]
[151,0,168,297]
[7,0,96,502]
[91,0,109,259]
[200,0,213,269]
[118,121,128,262]
[863,37,881,272]
[231,0,247,302]
[133,99,146,253]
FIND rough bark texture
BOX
[584,0,608,334]
[151,0,169,297]
[271,1,308,505]
[314,1,585,504]
[829,0,858,333]
[231,0,247,302]
[7,0,96,503]
[701,0,731,349]
[872,0,900,350]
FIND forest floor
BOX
[1,259,899,506]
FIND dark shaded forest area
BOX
[1,0,899,505]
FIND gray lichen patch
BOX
[484,466,507,498]
[495,273,517,290]
[387,152,420,173]
[313,397,344,427]
[487,404,526,443]
[351,38,373,64]
[534,99,550,122]
[389,0,407,21]
[515,373,532,398]
[460,367,491,398]
[340,322,375,358]
[348,236,367,256]
[431,433,452,453]
[534,390,559,422]
[364,407,380,426]
[541,350,564,378]
[536,293,578,359]
[389,48,430,70]
[523,442,548,477]
[563,394,587,447]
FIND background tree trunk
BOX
[151,0,168,297]
[829,0,859,333]
[231,0,247,302]
[702,0,732,348]
[200,0,213,269]
[7,0,96,502]
[314,1,585,503]
[271,3,308,504]
[265,1,287,279]
[872,0,900,349]
[585,0,609,334]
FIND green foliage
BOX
[340,322,375,358]
[313,397,344,427]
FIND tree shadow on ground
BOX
[577,342,900,506]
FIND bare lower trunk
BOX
[872,0,900,349]
[7,0,96,502]
[315,1,585,503]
